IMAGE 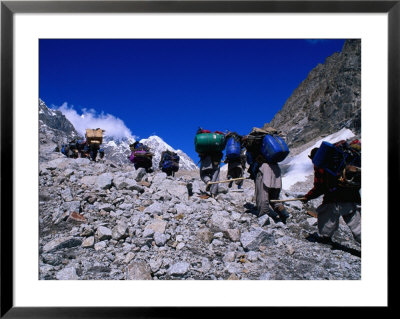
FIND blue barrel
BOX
[261,135,290,163]
[225,137,241,159]
[312,141,347,176]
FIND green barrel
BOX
[195,133,225,153]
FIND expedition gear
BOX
[61,144,69,157]
[159,150,180,176]
[243,125,289,180]
[302,142,361,244]
[85,128,103,145]
[225,132,242,160]
[195,130,226,153]
[224,136,246,189]
[312,140,361,189]
[260,134,290,163]
[129,143,153,172]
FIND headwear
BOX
[308,147,319,160]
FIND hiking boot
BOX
[268,209,281,223]
[228,181,233,188]
[205,183,211,192]
[277,209,290,224]
[237,184,242,189]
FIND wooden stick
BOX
[270,198,306,203]
[206,177,246,185]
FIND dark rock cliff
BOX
[267,39,361,148]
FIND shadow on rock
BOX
[305,232,361,258]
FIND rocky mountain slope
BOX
[39,154,360,280]
[267,39,361,149]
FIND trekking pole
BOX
[206,177,247,185]
[270,198,306,203]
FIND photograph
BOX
[38,38,362,281]
[2,0,394,314]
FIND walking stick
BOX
[206,177,247,186]
[269,198,307,203]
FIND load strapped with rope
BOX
[129,142,153,166]
[244,126,290,164]
[312,139,361,188]
[85,128,104,146]
[194,128,226,154]
[160,150,180,172]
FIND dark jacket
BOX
[305,166,361,204]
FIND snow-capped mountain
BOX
[101,136,136,165]
[101,135,198,171]
[138,136,198,171]
[39,99,198,170]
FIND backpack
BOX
[313,140,361,188]
[61,144,69,156]
[161,151,180,172]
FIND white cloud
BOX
[54,102,135,140]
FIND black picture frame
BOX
[1,0,395,317]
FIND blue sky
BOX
[39,39,346,163]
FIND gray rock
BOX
[94,241,107,251]
[56,267,79,280]
[154,232,167,246]
[81,175,97,186]
[168,262,190,276]
[81,236,95,248]
[196,228,213,244]
[223,251,236,263]
[96,226,112,241]
[145,219,167,234]
[240,228,275,251]
[43,237,82,253]
[209,211,234,234]
[124,252,135,264]
[112,222,128,240]
[226,229,240,242]
[144,202,164,215]
[225,262,243,274]
[133,168,146,182]
[126,261,152,280]
[142,228,155,238]
[96,173,113,189]
[62,201,81,213]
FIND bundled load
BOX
[194,129,226,154]
[160,150,180,174]
[312,139,361,188]
[85,128,104,145]
[244,126,289,164]
[129,142,153,171]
